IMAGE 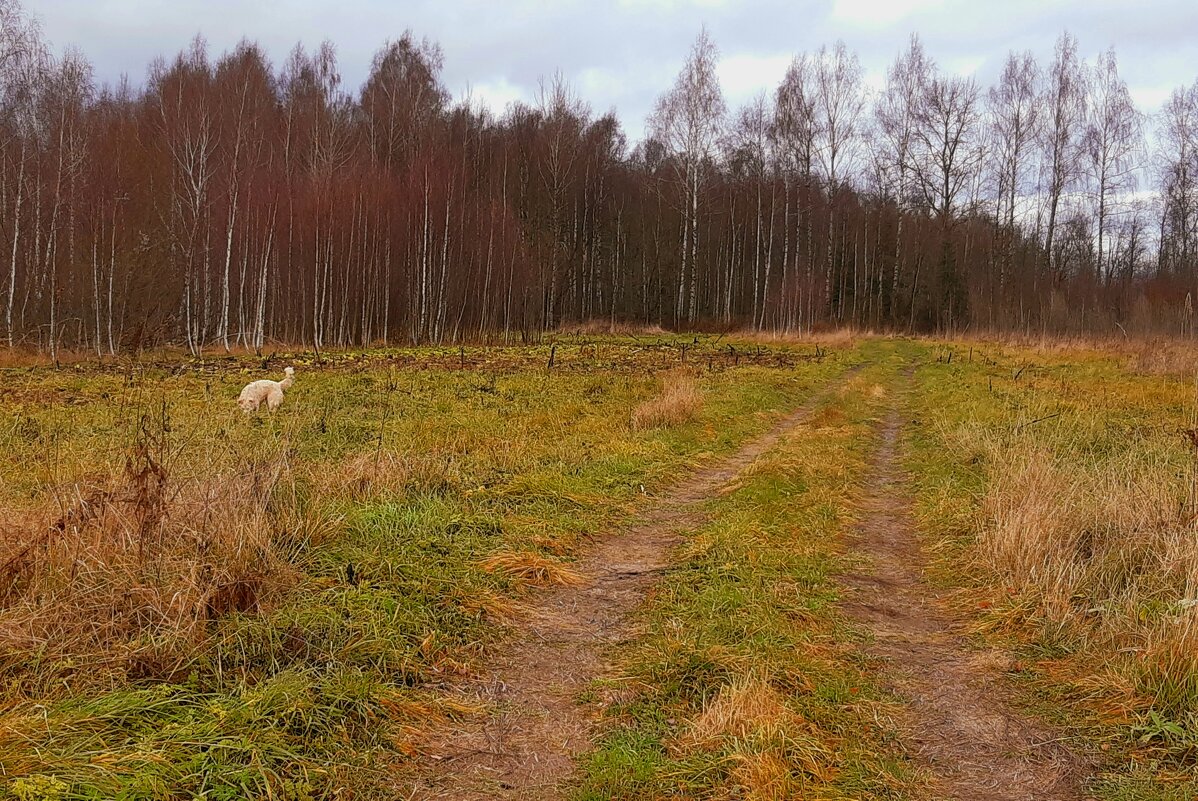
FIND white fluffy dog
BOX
[237,366,295,413]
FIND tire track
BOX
[406,364,865,800]
[840,396,1090,801]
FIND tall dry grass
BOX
[928,330,1198,379]
[631,371,703,430]
[969,432,1198,713]
[0,428,325,687]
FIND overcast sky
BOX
[24,0,1198,139]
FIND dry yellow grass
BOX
[682,678,800,748]
[318,450,464,498]
[379,694,485,723]
[631,371,703,430]
[730,327,869,348]
[564,320,669,336]
[729,750,798,801]
[932,366,1198,718]
[479,550,584,587]
[0,439,317,684]
[1121,338,1198,377]
[449,586,521,622]
[979,440,1198,642]
[926,329,1198,379]
[675,677,833,798]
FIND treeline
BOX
[2,1,1197,354]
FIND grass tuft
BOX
[678,676,815,755]
[632,371,703,431]
[480,550,584,587]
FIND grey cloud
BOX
[25,0,1198,139]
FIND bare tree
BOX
[728,93,774,329]
[361,33,446,173]
[1041,32,1088,279]
[812,41,865,317]
[1,0,45,346]
[152,37,216,354]
[41,47,92,362]
[775,53,820,330]
[872,35,933,325]
[213,41,274,351]
[535,72,588,327]
[1083,48,1142,287]
[911,72,984,328]
[988,50,1040,306]
[813,42,865,194]
[1155,81,1197,282]
[649,28,725,323]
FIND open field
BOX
[2,335,1198,799]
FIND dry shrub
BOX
[0,439,312,687]
[631,371,703,431]
[480,550,583,587]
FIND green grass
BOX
[572,346,923,801]
[12,334,1196,800]
[0,336,859,799]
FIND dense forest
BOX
[2,1,1197,353]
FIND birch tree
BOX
[812,42,864,317]
[988,50,1040,306]
[1083,48,1142,286]
[872,35,932,324]
[1041,32,1088,279]
[1157,82,1198,282]
[649,28,725,324]
[775,53,819,329]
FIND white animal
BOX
[237,366,295,413]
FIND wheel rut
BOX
[840,397,1091,801]
[405,365,863,800]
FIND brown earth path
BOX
[404,365,863,800]
[840,394,1091,801]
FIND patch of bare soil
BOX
[405,368,861,800]
[840,404,1091,801]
